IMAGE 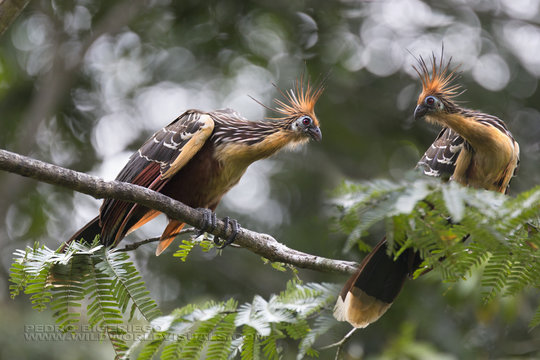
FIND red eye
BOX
[302,117,312,126]
[425,96,436,106]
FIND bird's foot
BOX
[214,216,240,249]
[195,209,240,249]
[196,208,217,237]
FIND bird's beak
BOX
[307,126,322,142]
[414,104,428,121]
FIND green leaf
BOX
[103,250,161,322]
[173,239,196,262]
[206,313,237,360]
[241,326,260,360]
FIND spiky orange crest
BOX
[270,76,324,126]
[413,53,462,105]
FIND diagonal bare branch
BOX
[0,148,358,274]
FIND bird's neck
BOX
[206,119,307,196]
[428,110,512,154]
[212,119,305,165]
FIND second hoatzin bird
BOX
[334,54,520,328]
[67,80,323,255]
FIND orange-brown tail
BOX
[156,220,185,256]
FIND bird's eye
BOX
[301,116,312,126]
[425,96,436,106]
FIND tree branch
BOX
[0,148,358,274]
[0,0,30,37]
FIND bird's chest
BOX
[160,142,249,209]
[453,147,509,191]
[205,157,249,203]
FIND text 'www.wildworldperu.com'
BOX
[23,324,249,342]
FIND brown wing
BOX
[416,127,465,181]
[99,110,214,246]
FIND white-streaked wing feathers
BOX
[417,127,464,179]
[136,110,215,179]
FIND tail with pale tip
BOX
[334,238,420,328]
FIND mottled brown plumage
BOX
[335,52,520,329]
[67,80,324,255]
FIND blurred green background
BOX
[0,0,539,359]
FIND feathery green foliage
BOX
[9,240,161,358]
[103,250,162,321]
[127,280,340,359]
[173,235,214,262]
[333,171,540,328]
[49,251,88,331]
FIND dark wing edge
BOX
[98,110,215,246]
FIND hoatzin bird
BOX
[66,80,323,255]
[334,54,520,328]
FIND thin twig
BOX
[118,228,197,252]
[118,237,160,252]
[319,327,358,359]
[0,148,359,275]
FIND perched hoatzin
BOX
[334,54,520,328]
[66,81,323,255]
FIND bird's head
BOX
[413,53,462,124]
[270,77,324,142]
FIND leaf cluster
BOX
[9,240,161,358]
[126,280,340,360]
[9,237,341,359]
[333,171,540,327]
